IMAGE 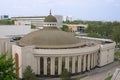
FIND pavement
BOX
[80,62,120,80]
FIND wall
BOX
[12,45,37,78]
[98,42,116,67]
[0,25,31,37]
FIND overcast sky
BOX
[0,0,120,21]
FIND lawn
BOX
[104,76,112,80]
[115,52,120,56]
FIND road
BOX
[80,62,120,80]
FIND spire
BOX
[50,9,52,15]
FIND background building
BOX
[0,15,9,20]
[0,25,31,57]
[11,15,63,28]
[65,24,88,32]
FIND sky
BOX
[0,0,120,21]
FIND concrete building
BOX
[0,12,116,78]
[11,13,63,28]
[0,15,9,20]
[0,25,31,57]
[65,24,88,32]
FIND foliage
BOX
[0,52,19,80]
[87,33,101,38]
[31,25,36,29]
[64,20,120,43]
[115,52,120,56]
[61,25,69,32]
[112,26,120,43]
[22,66,37,80]
[104,76,112,80]
[60,69,71,80]
[0,20,14,25]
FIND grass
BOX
[115,52,120,56]
[104,76,112,80]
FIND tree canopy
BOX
[0,20,14,25]
[0,52,18,80]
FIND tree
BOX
[60,69,71,80]
[112,26,120,44]
[87,33,101,38]
[23,66,37,80]
[0,20,14,25]
[61,25,69,32]
[0,52,19,80]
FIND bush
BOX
[60,69,71,80]
[22,66,38,80]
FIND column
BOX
[36,57,40,74]
[87,54,90,70]
[78,56,82,72]
[83,55,86,71]
[94,53,96,67]
[58,57,62,75]
[65,56,69,71]
[44,57,47,75]
[91,53,94,69]
[50,57,55,75]
[72,56,76,73]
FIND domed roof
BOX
[44,11,57,22]
[44,15,57,22]
[19,29,82,49]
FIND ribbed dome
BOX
[19,29,82,49]
[44,15,57,22]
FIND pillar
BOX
[93,53,96,67]
[87,54,90,70]
[78,56,82,72]
[72,56,76,73]
[58,57,62,75]
[65,56,69,71]
[91,53,94,69]
[36,57,40,74]
[50,57,55,75]
[83,55,86,71]
[44,57,47,75]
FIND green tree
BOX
[0,52,19,80]
[60,69,71,80]
[0,20,14,25]
[23,66,37,80]
[61,25,69,32]
[87,33,101,38]
[112,26,120,44]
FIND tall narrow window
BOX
[15,53,19,76]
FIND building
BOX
[0,25,31,57]
[0,12,115,78]
[11,13,63,28]
[66,16,73,22]
[65,24,88,32]
[0,15,9,20]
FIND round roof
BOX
[44,15,57,22]
[19,29,82,49]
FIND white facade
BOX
[12,15,63,28]
[11,37,115,78]
[0,15,9,20]
[0,25,31,56]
